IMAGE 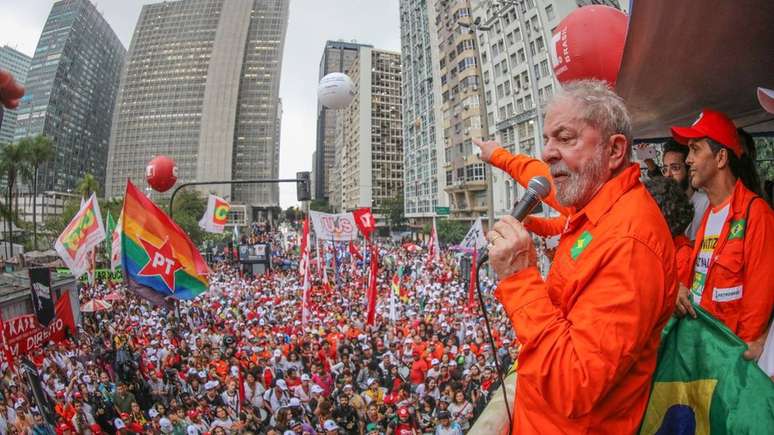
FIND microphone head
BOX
[527,176,551,199]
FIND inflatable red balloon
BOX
[551,5,628,86]
[146,155,178,192]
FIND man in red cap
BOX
[672,108,774,356]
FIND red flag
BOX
[348,241,363,261]
[300,215,311,327]
[366,245,379,326]
[353,208,376,240]
[237,366,245,413]
[468,250,478,309]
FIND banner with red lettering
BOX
[3,292,75,359]
[309,211,359,241]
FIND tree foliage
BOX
[170,188,207,246]
[310,198,332,213]
[382,194,406,230]
[430,219,469,245]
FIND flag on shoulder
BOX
[121,180,209,301]
[54,193,106,279]
[640,306,774,433]
[198,194,230,233]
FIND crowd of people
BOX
[0,229,519,435]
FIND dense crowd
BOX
[0,230,518,435]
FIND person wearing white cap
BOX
[262,379,290,415]
[291,373,313,405]
[322,419,339,434]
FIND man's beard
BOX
[550,153,608,208]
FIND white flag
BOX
[428,217,441,262]
[110,212,122,272]
[460,218,487,251]
[198,194,230,233]
[54,193,106,279]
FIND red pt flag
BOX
[366,245,379,326]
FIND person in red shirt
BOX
[482,80,676,434]
[408,352,428,385]
[671,109,774,355]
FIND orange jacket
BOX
[494,164,677,433]
[688,180,774,342]
[674,234,693,288]
[523,215,567,237]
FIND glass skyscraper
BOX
[14,0,126,192]
[106,0,289,208]
[0,46,32,146]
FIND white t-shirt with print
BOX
[691,203,730,304]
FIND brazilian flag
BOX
[640,306,774,434]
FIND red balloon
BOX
[551,5,628,86]
[146,155,178,192]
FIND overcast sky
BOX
[0,0,401,208]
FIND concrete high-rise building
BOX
[471,0,625,217]
[336,47,402,219]
[433,0,490,223]
[0,46,32,146]
[14,0,125,192]
[314,40,372,201]
[399,0,449,225]
[106,0,289,209]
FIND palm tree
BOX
[0,142,31,257]
[19,135,55,250]
[76,173,100,200]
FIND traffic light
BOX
[296,171,311,201]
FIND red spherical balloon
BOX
[551,5,628,86]
[146,155,178,192]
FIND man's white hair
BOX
[548,79,633,145]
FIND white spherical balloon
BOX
[317,72,355,109]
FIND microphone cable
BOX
[475,253,513,435]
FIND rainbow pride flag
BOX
[121,180,209,300]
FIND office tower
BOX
[399,0,449,224]
[432,0,490,222]
[106,0,289,209]
[314,40,372,201]
[336,47,403,218]
[0,46,32,146]
[14,0,125,192]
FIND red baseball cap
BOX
[671,109,743,157]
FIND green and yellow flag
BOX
[640,306,774,434]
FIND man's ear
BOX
[607,133,629,170]
[715,147,730,170]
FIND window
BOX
[506,103,514,117]
[517,48,526,63]
[466,164,485,181]
[525,94,533,109]
[491,43,500,57]
[517,98,524,111]
[498,106,506,119]
[494,63,502,77]
[540,60,549,76]
[545,4,555,20]
[446,170,453,185]
[504,80,511,95]
[496,84,504,99]
[536,36,545,52]
[534,64,541,79]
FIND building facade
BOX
[314,40,371,201]
[471,0,625,218]
[106,0,289,208]
[399,0,448,224]
[14,0,125,192]
[434,0,490,222]
[336,47,403,220]
[0,46,32,146]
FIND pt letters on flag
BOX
[199,194,231,233]
[309,211,360,241]
[460,217,487,251]
[54,193,106,279]
[640,306,774,434]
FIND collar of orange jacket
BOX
[570,164,642,226]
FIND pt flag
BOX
[640,306,774,434]
[121,180,210,300]
[199,194,230,233]
[54,193,105,279]
[352,207,376,240]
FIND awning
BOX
[616,0,774,138]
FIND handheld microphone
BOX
[479,176,551,266]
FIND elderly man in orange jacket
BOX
[671,109,774,355]
[481,80,677,433]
